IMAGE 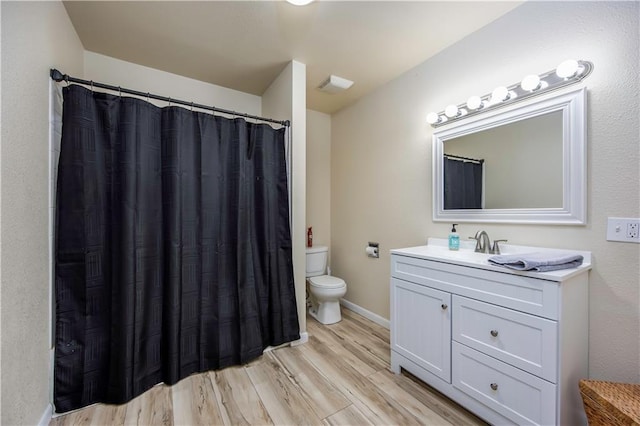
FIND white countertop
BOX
[390,238,592,282]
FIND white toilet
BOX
[306,246,347,325]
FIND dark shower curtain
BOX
[443,157,483,209]
[54,84,299,413]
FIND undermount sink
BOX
[398,241,493,266]
[429,247,492,262]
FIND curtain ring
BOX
[146,92,150,102]
[190,102,194,111]
[64,75,69,86]
[90,80,94,91]
[118,86,121,97]
[168,97,172,107]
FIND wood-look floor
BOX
[51,309,487,426]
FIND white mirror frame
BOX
[433,86,587,225]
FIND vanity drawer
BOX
[452,296,557,382]
[391,255,560,319]
[452,342,556,426]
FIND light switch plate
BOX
[606,217,640,243]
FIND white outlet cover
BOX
[607,217,640,243]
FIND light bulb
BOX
[490,86,510,104]
[285,0,315,5]
[521,74,542,92]
[445,104,459,118]
[467,96,483,110]
[556,59,580,79]
[426,112,440,124]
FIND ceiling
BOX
[63,1,522,115]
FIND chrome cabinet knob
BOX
[441,303,448,310]
[490,383,498,391]
[490,330,499,337]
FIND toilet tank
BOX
[306,246,328,277]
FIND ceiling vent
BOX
[317,75,354,94]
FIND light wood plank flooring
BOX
[51,308,487,425]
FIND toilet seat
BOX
[309,275,345,289]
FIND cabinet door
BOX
[391,278,451,382]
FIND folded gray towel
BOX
[488,252,584,272]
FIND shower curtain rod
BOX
[50,69,290,127]
[444,153,484,164]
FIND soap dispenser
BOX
[449,224,460,251]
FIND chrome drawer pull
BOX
[490,330,499,337]
[490,383,498,391]
[441,303,448,310]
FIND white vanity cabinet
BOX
[390,243,591,426]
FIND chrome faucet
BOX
[470,231,508,254]
[471,230,491,253]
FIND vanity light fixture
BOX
[427,112,446,125]
[556,59,582,79]
[520,74,546,92]
[445,104,460,118]
[489,86,511,104]
[466,96,485,110]
[427,59,593,127]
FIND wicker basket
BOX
[579,379,640,425]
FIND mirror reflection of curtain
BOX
[443,156,483,209]
[54,84,299,413]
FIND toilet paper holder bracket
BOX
[367,242,379,258]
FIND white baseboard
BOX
[290,331,308,346]
[38,403,53,426]
[340,299,390,329]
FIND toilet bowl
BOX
[306,246,347,325]
[308,275,347,325]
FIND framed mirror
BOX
[432,87,586,224]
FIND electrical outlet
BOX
[607,217,640,243]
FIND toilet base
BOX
[309,300,342,325]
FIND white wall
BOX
[84,51,261,115]
[1,1,84,424]
[331,1,639,382]
[262,61,307,335]
[306,110,331,251]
